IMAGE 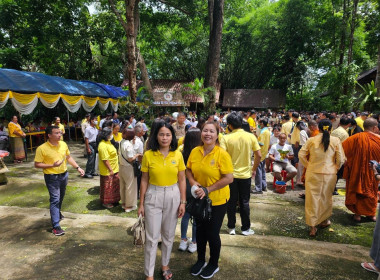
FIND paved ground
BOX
[0,142,378,280]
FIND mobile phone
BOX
[370,160,378,166]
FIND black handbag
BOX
[185,186,212,222]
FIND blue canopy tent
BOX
[0,68,128,114]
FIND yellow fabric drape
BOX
[39,92,61,103]
[98,98,109,105]
[83,96,98,106]
[0,91,9,102]
[60,94,82,105]
[12,91,37,104]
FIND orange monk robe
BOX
[342,132,380,216]
[310,130,319,137]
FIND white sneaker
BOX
[188,242,197,253]
[242,228,255,236]
[178,239,189,251]
[228,228,236,235]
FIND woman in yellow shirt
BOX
[186,121,234,279]
[138,122,186,280]
[98,127,120,209]
[112,123,122,143]
[8,115,26,163]
[52,117,65,141]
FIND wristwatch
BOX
[76,166,80,170]
[180,200,187,205]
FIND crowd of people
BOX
[2,108,380,279]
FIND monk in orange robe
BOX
[342,118,380,222]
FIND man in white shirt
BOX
[269,133,297,183]
[84,116,99,178]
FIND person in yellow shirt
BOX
[52,117,65,141]
[34,126,84,236]
[112,123,122,143]
[138,122,186,280]
[220,112,261,237]
[254,118,271,193]
[8,115,26,163]
[355,112,368,131]
[98,127,120,209]
[186,121,233,278]
[280,115,293,143]
[247,110,257,133]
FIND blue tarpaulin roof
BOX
[0,68,120,99]
[82,81,129,99]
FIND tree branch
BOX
[108,0,129,33]
[156,0,192,16]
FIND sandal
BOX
[309,227,317,237]
[353,214,361,223]
[366,216,377,222]
[102,203,114,209]
[298,193,305,199]
[361,262,380,274]
[162,269,173,280]
[319,220,331,229]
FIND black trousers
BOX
[196,203,227,267]
[227,178,251,231]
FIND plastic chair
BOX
[272,163,294,190]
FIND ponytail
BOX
[318,119,332,152]
[321,130,330,152]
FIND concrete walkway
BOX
[0,206,375,280]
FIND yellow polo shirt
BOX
[290,126,300,145]
[247,117,256,130]
[281,121,293,138]
[220,129,260,179]
[258,128,271,160]
[8,122,23,137]
[113,132,122,142]
[178,136,184,147]
[355,117,364,130]
[98,140,119,176]
[187,146,233,206]
[34,141,70,174]
[141,149,186,186]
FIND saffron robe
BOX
[342,132,380,216]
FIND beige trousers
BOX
[119,164,137,207]
[144,184,180,277]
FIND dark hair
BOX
[283,115,290,121]
[146,118,165,150]
[90,115,96,121]
[102,120,113,129]
[149,122,177,151]
[196,117,206,130]
[46,125,59,136]
[123,128,135,141]
[292,112,299,119]
[259,118,268,127]
[54,117,60,122]
[98,127,112,142]
[182,128,201,164]
[339,117,350,126]
[318,120,332,152]
[227,111,242,129]
[296,121,306,131]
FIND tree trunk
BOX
[133,1,153,96]
[108,0,137,103]
[376,45,380,97]
[343,0,358,96]
[204,0,224,112]
[338,0,348,66]
[126,0,137,103]
[347,0,358,65]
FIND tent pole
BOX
[67,110,71,141]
